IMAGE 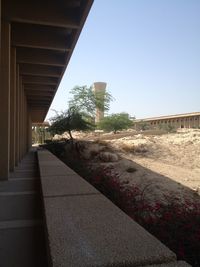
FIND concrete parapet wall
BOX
[37,149,191,267]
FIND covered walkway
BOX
[0,1,191,266]
[0,0,93,179]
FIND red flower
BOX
[177,245,185,258]
[93,175,101,184]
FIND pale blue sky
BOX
[46,0,200,120]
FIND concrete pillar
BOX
[186,118,188,128]
[15,65,20,166]
[196,117,198,128]
[0,0,1,52]
[23,94,26,156]
[19,77,23,161]
[26,122,28,152]
[27,109,31,152]
[192,117,195,128]
[24,99,27,153]
[23,90,26,155]
[10,47,16,171]
[22,86,25,157]
[26,101,28,151]
[24,96,27,154]
[22,93,25,156]
[28,114,32,150]
[0,22,11,179]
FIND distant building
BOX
[134,112,200,130]
[32,121,49,128]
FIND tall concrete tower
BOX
[93,82,107,124]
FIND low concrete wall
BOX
[37,149,190,267]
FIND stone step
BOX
[0,192,42,221]
[0,224,48,267]
[9,170,39,178]
[0,179,40,192]
[0,219,42,229]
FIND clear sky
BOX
[46,0,200,120]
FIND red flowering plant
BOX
[82,165,200,267]
[44,143,200,266]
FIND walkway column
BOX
[10,47,16,171]
[0,22,11,179]
[19,77,23,161]
[28,114,32,150]
[23,94,26,156]
[22,92,24,156]
[15,65,20,166]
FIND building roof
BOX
[32,122,50,127]
[2,0,93,122]
[135,112,200,122]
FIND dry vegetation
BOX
[68,128,200,204]
[49,128,200,265]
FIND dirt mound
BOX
[54,128,200,198]
[78,129,200,201]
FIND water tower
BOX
[93,82,107,124]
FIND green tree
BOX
[48,108,93,141]
[158,123,176,133]
[68,85,113,118]
[136,120,150,131]
[98,113,133,133]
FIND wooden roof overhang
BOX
[2,0,93,122]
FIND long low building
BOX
[135,111,200,129]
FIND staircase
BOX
[0,150,48,267]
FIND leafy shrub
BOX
[98,113,133,133]
[159,124,176,133]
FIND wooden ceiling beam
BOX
[28,100,52,104]
[17,48,66,66]
[30,107,48,111]
[25,90,54,96]
[27,97,52,101]
[28,100,52,105]
[22,75,59,85]
[19,64,63,77]
[3,0,80,28]
[24,84,56,91]
[29,105,50,108]
[25,91,55,97]
[12,23,72,51]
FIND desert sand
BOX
[72,128,200,204]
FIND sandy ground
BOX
[57,128,200,204]
[74,129,200,204]
[109,129,200,187]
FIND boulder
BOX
[99,152,119,162]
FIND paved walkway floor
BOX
[0,150,48,267]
